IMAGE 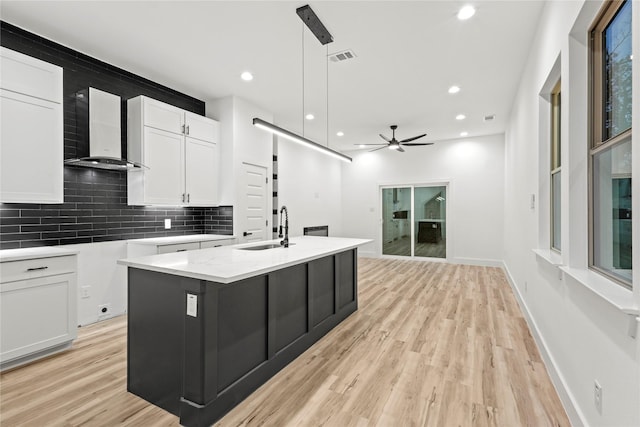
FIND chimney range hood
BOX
[64,87,145,171]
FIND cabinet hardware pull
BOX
[181,124,185,134]
[176,249,188,252]
[182,193,185,203]
[186,125,190,135]
[187,193,190,203]
[243,231,253,236]
[26,266,48,272]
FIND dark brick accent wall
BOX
[0,21,232,249]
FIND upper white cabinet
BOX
[127,96,220,206]
[0,47,63,204]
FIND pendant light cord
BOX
[302,23,305,137]
[326,43,329,148]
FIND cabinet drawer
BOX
[200,239,236,249]
[1,255,76,284]
[185,112,218,143]
[157,242,200,254]
[0,47,62,102]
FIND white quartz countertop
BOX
[118,236,371,284]
[0,246,78,262]
[127,234,235,246]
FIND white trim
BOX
[501,261,587,427]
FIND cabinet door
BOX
[185,112,218,143]
[143,97,184,135]
[1,89,63,203]
[1,273,77,363]
[185,137,218,206]
[142,127,184,205]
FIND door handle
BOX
[243,231,253,237]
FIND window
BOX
[550,80,561,252]
[589,0,632,287]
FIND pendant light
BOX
[253,4,352,163]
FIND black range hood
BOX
[64,87,145,171]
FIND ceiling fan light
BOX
[388,144,399,150]
[448,85,461,94]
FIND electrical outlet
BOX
[80,286,90,299]
[164,218,171,229]
[97,303,112,319]
[594,380,602,413]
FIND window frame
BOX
[588,0,633,289]
[550,79,561,253]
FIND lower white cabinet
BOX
[0,252,77,370]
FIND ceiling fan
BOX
[357,125,432,152]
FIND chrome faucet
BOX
[278,206,289,248]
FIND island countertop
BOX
[118,236,371,284]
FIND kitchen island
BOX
[118,236,370,427]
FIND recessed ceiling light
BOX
[305,113,315,120]
[460,131,468,137]
[337,131,344,137]
[456,114,466,120]
[240,71,253,81]
[448,85,461,94]
[359,144,366,148]
[457,5,476,20]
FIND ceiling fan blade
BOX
[400,133,427,143]
[355,143,387,146]
[397,146,405,152]
[379,134,391,142]
[369,145,389,152]
[401,142,434,146]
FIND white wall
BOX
[65,241,127,326]
[341,133,505,264]
[207,96,273,241]
[503,1,640,425]
[277,139,343,237]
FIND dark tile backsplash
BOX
[0,22,232,249]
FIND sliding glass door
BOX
[381,185,447,259]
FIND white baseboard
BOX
[501,261,587,427]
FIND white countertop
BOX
[118,236,371,284]
[0,246,78,262]
[127,234,235,246]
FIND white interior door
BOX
[240,163,268,243]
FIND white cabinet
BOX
[0,47,63,204]
[127,96,220,206]
[1,251,77,370]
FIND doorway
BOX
[381,184,447,259]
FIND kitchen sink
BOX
[237,243,295,251]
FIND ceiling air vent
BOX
[329,49,357,63]
[483,114,496,122]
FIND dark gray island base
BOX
[127,248,357,427]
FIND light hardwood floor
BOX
[0,258,570,426]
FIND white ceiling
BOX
[1,1,545,153]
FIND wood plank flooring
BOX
[0,258,570,426]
